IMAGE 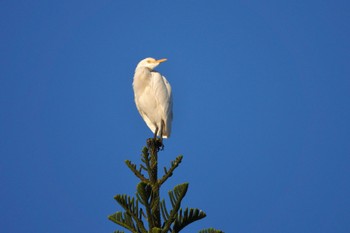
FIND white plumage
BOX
[132,57,173,138]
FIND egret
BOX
[133,57,173,139]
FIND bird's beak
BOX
[156,58,167,63]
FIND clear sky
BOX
[1,1,349,232]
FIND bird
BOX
[132,57,173,139]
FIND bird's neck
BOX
[135,67,153,78]
[136,66,152,73]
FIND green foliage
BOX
[113,230,125,233]
[173,208,207,232]
[108,194,147,233]
[109,138,223,232]
[160,183,188,232]
[199,228,224,233]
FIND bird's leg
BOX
[158,120,165,150]
[160,121,163,139]
[151,124,164,151]
[154,126,159,140]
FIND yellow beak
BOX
[156,58,167,63]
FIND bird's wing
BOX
[150,72,171,112]
[162,75,173,137]
[162,75,173,121]
[150,72,173,136]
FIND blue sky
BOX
[1,1,349,232]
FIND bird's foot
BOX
[147,137,164,151]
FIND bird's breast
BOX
[133,70,151,94]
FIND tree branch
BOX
[159,155,183,186]
[125,160,148,183]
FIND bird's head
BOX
[136,57,167,70]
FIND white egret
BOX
[133,57,173,138]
